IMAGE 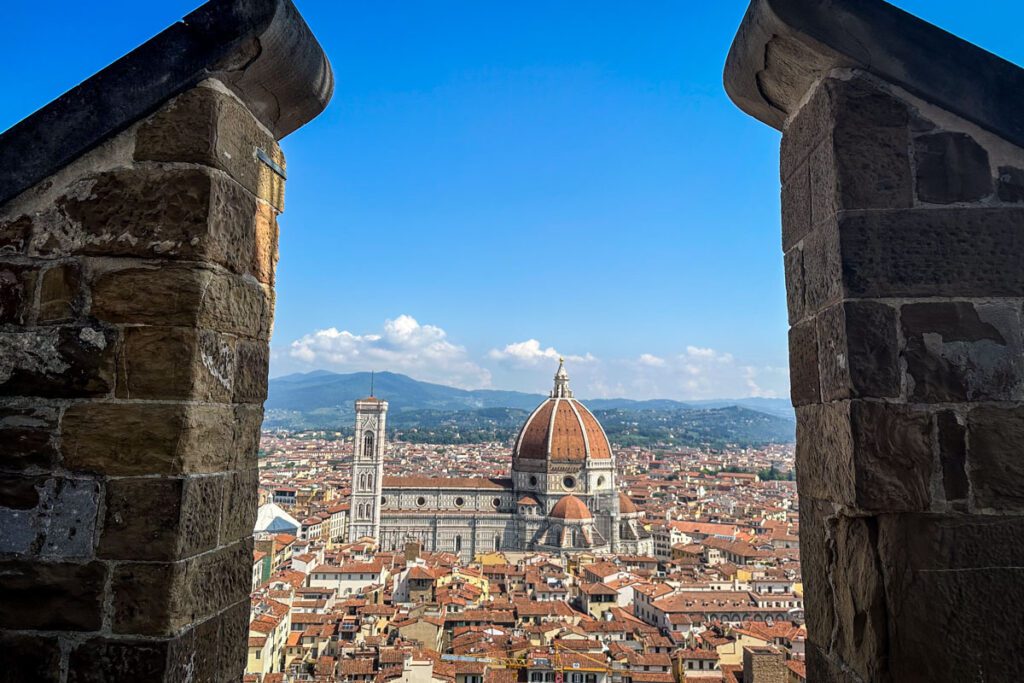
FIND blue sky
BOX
[4,2,1023,398]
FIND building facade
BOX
[349,360,652,560]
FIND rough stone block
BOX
[795,403,856,505]
[0,559,106,630]
[0,405,58,473]
[997,165,1024,202]
[28,168,261,278]
[99,476,222,561]
[796,497,836,649]
[61,402,234,475]
[115,327,235,402]
[135,83,286,211]
[796,401,932,511]
[0,475,98,558]
[936,411,968,503]
[37,261,83,322]
[783,246,806,324]
[163,599,249,681]
[233,339,270,403]
[807,139,837,232]
[901,301,1024,402]
[220,468,259,544]
[828,514,889,682]
[781,161,811,249]
[877,514,1024,681]
[91,263,273,339]
[0,216,30,254]
[253,201,280,286]
[849,401,933,511]
[183,538,253,622]
[0,264,37,325]
[0,633,62,683]
[67,638,170,683]
[817,301,899,400]
[111,539,251,637]
[967,406,1024,509]
[110,562,179,635]
[788,76,913,224]
[838,208,1024,298]
[788,321,819,406]
[0,325,117,398]
[799,218,842,315]
[232,404,264,471]
[914,131,992,204]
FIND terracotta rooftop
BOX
[514,398,612,462]
[549,495,592,521]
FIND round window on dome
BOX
[416,496,426,506]
[454,496,465,507]
[597,476,606,487]
[380,496,387,506]
[492,497,502,509]
[529,475,538,488]
[563,476,576,490]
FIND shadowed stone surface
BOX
[726,3,1024,678]
[0,561,106,631]
[901,301,1024,402]
[914,131,992,203]
[0,2,330,680]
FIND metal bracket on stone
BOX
[257,148,287,180]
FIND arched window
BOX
[363,431,375,458]
[571,528,579,546]
[454,535,462,553]
[367,472,374,489]
[494,534,501,551]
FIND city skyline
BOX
[4,1,1023,399]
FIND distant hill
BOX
[264,370,795,447]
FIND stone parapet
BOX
[726,1,1024,680]
[0,1,331,680]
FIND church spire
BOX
[551,357,573,398]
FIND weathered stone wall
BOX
[0,79,282,681]
[741,646,786,683]
[785,71,1024,682]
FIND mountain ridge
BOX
[265,370,795,447]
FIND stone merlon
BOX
[0,0,334,205]
[723,0,1024,146]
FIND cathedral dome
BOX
[618,492,638,514]
[513,360,612,463]
[549,495,592,520]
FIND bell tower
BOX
[348,391,388,542]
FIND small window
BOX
[529,475,538,487]
[492,497,502,509]
[597,476,606,487]
[417,496,426,506]
[381,496,387,506]
[454,496,465,507]
[563,476,576,490]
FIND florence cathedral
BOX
[348,360,652,560]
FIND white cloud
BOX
[621,348,789,400]
[637,353,666,367]
[686,345,716,358]
[487,339,596,366]
[286,315,491,389]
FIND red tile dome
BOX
[549,495,592,521]
[513,360,612,463]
